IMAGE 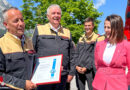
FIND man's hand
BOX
[76,66,82,73]
[25,80,37,90]
[76,66,87,74]
[81,67,87,74]
[67,75,73,83]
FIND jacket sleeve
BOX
[126,41,130,85]
[0,48,25,89]
[68,35,76,76]
[75,43,80,66]
[32,26,38,52]
[94,42,99,70]
[84,43,95,70]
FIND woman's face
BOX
[104,20,111,39]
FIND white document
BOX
[31,54,63,85]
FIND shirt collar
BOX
[85,32,94,39]
[9,32,25,41]
[49,23,61,32]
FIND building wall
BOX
[0,0,11,33]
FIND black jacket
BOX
[75,32,99,74]
[32,23,75,76]
[75,41,95,70]
[0,32,35,89]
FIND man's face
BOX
[84,21,94,35]
[47,6,61,27]
[3,9,25,38]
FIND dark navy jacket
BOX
[32,23,75,76]
[0,32,35,89]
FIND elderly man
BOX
[0,7,36,90]
[32,4,75,90]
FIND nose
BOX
[18,20,24,26]
[55,13,59,17]
[105,28,109,32]
[85,26,89,29]
[55,12,61,17]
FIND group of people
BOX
[0,3,130,90]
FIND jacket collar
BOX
[47,23,64,34]
[86,32,94,39]
[49,23,61,33]
[101,39,124,66]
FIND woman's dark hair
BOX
[105,14,124,44]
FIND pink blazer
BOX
[92,39,130,90]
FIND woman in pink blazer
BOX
[92,14,130,90]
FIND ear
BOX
[3,22,7,28]
[47,14,49,20]
[92,24,94,29]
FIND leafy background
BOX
[21,0,102,43]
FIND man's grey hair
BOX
[2,7,19,22]
[47,4,62,15]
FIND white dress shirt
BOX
[49,23,60,33]
[103,42,116,65]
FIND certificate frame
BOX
[31,54,63,85]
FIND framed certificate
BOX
[31,54,63,85]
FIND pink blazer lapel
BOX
[99,40,123,66]
[109,42,123,66]
[99,40,108,65]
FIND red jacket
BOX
[92,39,130,90]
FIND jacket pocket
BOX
[60,37,70,49]
[5,53,25,75]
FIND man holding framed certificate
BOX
[32,4,75,90]
[0,7,36,90]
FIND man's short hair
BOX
[2,7,19,22]
[47,4,62,15]
[84,17,94,25]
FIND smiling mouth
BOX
[53,17,60,20]
[106,33,110,35]
[54,19,59,21]
[85,29,90,31]
[18,29,24,31]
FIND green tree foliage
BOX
[22,0,102,43]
